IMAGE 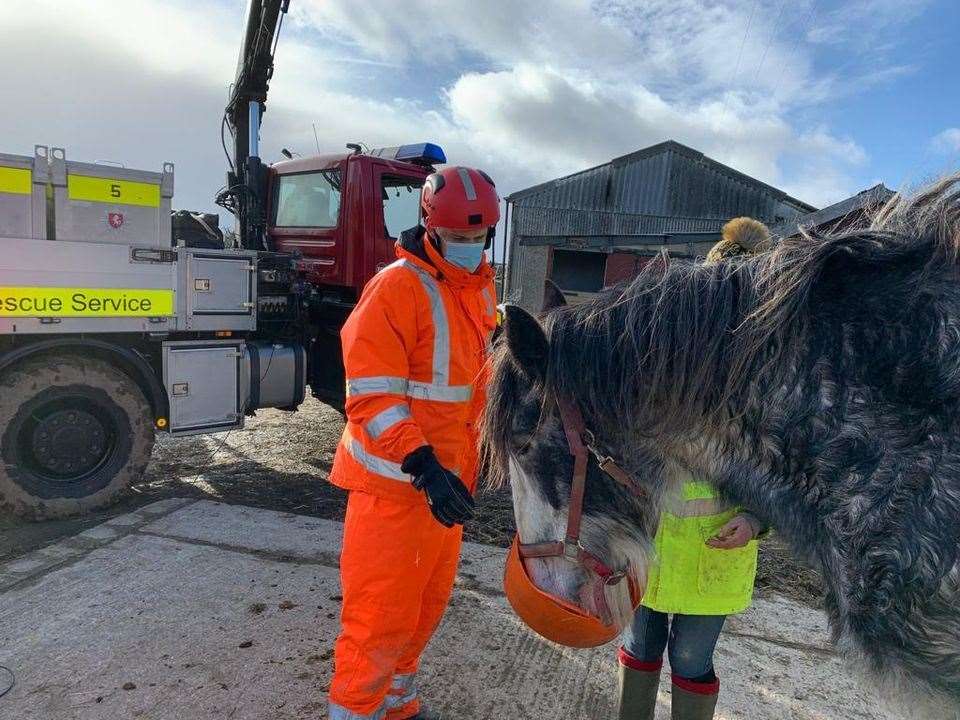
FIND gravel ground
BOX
[0,396,823,606]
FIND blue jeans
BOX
[621,606,726,680]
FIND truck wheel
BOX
[0,356,155,520]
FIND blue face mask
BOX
[443,240,486,272]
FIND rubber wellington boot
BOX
[616,649,661,720]
[670,676,719,720]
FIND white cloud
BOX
[0,0,433,214]
[806,0,933,48]
[294,0,636,72]
[931,129,960,155]
[443,64,866,207]
[0,0,921,221]
[293,0,891,204]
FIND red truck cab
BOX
[264,143,444,406]
[267,145,441,302]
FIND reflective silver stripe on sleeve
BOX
[346,376,409,397]
[366,403,412,439]
[346,437,411,482]
[407,380,472,402]
[328,701,386,720]
[397,260,450,385]
[347,376,469,403]
[456,166,477,201]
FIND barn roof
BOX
[779,183,895,236]
[505,140,817,213]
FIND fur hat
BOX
[705,217,771,263]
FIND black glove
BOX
[401,445,475,528]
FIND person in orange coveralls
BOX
[327,165,500,720]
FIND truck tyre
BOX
[0,355,155,520]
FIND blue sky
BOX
[777,0,960,194]
[1,0,957,217]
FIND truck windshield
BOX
[274,170,342,228]
[381,175,423,239]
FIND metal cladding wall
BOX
[664,150,807,223]
[508,244,550,310]
[514,150,673,215]
[508,143,811,235]
[504,141,816,310]
[510,206,722,239]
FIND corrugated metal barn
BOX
[775,183,894,239]
[502,140,816,310]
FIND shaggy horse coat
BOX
[483,175,960,710]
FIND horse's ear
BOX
[503,304,549,380]
[542,279,567,312]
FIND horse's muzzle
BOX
[504,536,642,648]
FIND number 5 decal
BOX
[111,183,121,198]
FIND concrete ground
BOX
[0,498,898,720]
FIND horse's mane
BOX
[545,253,755,438]
[485,173,960,458]
[747,174,960,354]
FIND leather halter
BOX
[517,395,643,621]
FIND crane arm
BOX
[219,0,291,250]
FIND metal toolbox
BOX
[50,147,174,246]
[162,340,247,435]
[186,252,255,316]
[0,146,48,240]
[177,247,257,331]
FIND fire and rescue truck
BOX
[0,1,465,519]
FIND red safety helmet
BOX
[504,537,643,648]
[421,166,500,233]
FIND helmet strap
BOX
[425,225,443,254]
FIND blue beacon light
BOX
[370,143,447,166]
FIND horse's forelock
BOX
[480,346,539,490]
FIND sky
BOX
[1,0,958,227]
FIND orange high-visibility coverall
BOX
[327,230,496,720]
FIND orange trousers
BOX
[328,490,463,719]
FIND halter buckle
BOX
[583,429,615,468]
[562,540,582,562]
[604,571,626,587]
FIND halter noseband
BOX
[516,395,644,623]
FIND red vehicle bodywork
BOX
[267,152,431,299]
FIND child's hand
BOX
[706,515,756,549]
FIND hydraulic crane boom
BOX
[219,0,291,251]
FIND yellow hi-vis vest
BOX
[641,479,759,616]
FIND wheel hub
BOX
[31,409,107,477]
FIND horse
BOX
[482,174,960,713]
